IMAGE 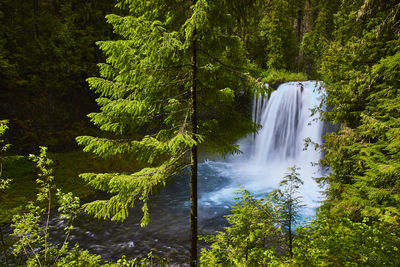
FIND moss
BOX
[0,156,36,223]
[261,69,308,89]
[0,151,143,224]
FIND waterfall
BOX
[200,81,324,216]
[252,83,303,162]
[35,81,326,261]
[251,81,322,163]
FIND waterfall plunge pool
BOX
[48,81,326,264]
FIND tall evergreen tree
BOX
[271,166,304,257]
[258,0,298,70]
[200,189,282,266]
[76,0,258,264]
[0,0,115,153]
[300,0,341,76]
[319,0,400,226]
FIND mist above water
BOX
[16,81,326,264]
[199,81,325,216]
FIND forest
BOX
[0,0,399,266]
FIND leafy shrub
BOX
[261,69,308,87]
[11,147,101,266]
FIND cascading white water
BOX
[200,81,324,217]
[35,81,326,263]
[252,83,303,162]
[251,81,322,162]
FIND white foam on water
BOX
[199,81,325,216]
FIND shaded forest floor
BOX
[0,151,144,224]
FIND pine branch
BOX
[198,48,257,82]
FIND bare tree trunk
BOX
[189,16,198,267]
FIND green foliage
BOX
[300,0,341,76]
[271,166,304,257]
[237,0,301,70]
[1,0,399,265]
[261,69,308,86]
[200,189,282,266]
[55,244,102,267]
[306,2,400,266]
[292,215,400,266]
[0,120,11,267]
[273,166,304,227]
[0,0,115,153]
[2,147,170,266]
[319,1,400,226]
[0,150,142,224]
[258,0,298,70]
[201,169,305,265]
[0,155,35,224]
[11,147,101,266]
[201,168,400,266]
[103,252,169,267]
[0,120,10,190]
[77,0,258,225]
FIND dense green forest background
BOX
[0,0,336,154]
[1,0,399,266]
[0,0,116,153]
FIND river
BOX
[5,81,326,265]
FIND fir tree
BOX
[76,0,259,264]
[200,189,282,266]
[320,0,400,225]
[0,0,115,153]
[271,166,304,257]
[258,0,298,70]
[300,0,341,76]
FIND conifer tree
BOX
[258,0,298,70]
[320,0,400,225]
[76,0,258,265]
[271,166,304,257]
[200,189,282,266]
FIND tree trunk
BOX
[33,0,39,38]
[297,10,303,42]
[288,206,293,257]
[189,20,198,267]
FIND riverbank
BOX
[0,151,143,224]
